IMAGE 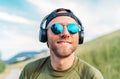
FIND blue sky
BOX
[0,0,120,60]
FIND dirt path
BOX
[4,68,21,79]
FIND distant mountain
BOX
[5,49,48,64]
[76,29,120,79]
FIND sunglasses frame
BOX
[47,23,81,34]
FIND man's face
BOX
[47,16,79,58]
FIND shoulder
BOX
[76,56,104,79]
[19,56,50,79]
[24,56,49,71]
[21,56,49,75]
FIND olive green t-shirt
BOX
[19,56,104,79]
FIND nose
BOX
[60,26,70,38]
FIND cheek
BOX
[47,29,57,44]
[72,33,79,44]
[47,30,53,42]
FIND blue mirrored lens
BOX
[51,23,63,34]
[67,23,79,34]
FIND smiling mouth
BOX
[57,41,72,44]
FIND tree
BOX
[0,51,6,73]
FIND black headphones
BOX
[39,8,84,44]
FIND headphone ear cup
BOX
[39,28,47,42]
[79,31,84,44]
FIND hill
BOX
[75,29,120,79]
[5,49,48,64]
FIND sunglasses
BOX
[48,23,81,34]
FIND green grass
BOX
[0,60,6,73]
[76,29,120,79]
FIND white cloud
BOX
[0,28,47,60]
[27,0,85,16]
[0,11,36,25]
[11,0,120,41]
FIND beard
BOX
[50,44,77,58]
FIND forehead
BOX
[47,16,77,27]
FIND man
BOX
[19,8,104,79]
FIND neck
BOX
[50,52,75,71]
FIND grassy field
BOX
[0,30,120,79]
[76,29,120,79]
